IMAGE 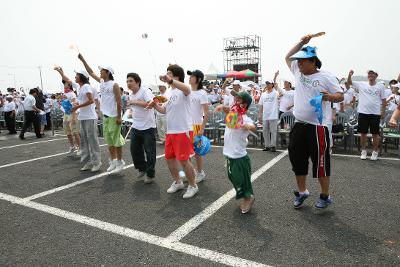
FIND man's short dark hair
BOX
[29,88,37,94]
[167,64,185,82]
[389,79,397,85]
[127,73,141,87]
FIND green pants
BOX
[226,155,253,199]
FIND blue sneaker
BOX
[315,194,333,209]
[293,191,310,208]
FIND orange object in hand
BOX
[153,95,168,103]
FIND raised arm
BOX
[54,67,72,84]
[347,70,357,92]
[159,75,190,96]
[273,70,280,90]
[78,53,101,82]
[221,78,231,91]
[285,35,312,69]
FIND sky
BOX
[1,0,399,93]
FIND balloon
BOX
[310,93,323,124]
[194,136,211,156]
[142,33,148,39]
[168,37,173,43]
[61,99,73,115]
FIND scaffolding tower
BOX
[223,35,261,81]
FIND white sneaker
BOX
[183,185,199,199]
[360,150,367,160]
[91,162,102,172]
[166,181,185,193]
[107,160,117,172]
[80,162,92,171]
[68,147,76,154]
[195,170,206,183]
[111,160,126,174]
[179,170,186,181]
[370,151,379,161]
[76,149,82,156]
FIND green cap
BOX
[230,90,252,109]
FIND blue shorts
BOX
[40,114,47,126]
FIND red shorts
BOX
[165,132,194,161]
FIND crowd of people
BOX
[1,34,400,214]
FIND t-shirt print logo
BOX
[300,75,313,88]
[264,96,275,103]
[365,88,380,96]
[167,95,178,107]
[191,97,200,105]
[312,80,321,87]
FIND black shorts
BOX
[288,123,331,178]
[358,113,380,135]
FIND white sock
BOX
[300,190,309,195]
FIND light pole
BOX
[38,66,44,91]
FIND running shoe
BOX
[167,181,185,193]
[293,190,310,209]
[183,185,199,199]
[315,194,332,209]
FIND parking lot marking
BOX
[0,138,67,150]
[167,151,288,242]
[0,192,269,267]
[0,144,108,170]
[23,154,166,201]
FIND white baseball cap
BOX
[74,70,89,79]
[232,80,241,86]
[98,66,114,75]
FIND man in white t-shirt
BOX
[258,79,279,152]
[347,70,386,160]
[4,95,17,134]
[149,64,198,199]
[285,35,344,210]
[78,53,125,174]
[19,88,42,139]
[126,73,157,184]
[274,71,295,145]
[68,70,102,172]
[222,79,241,107]
[387,80,400,112]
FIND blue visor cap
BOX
[290,46,317,59]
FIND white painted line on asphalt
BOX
[0,192,269,267]
[331,153,400,161]
[0,144,107,170]
[167,151,288,242]
[24,154,166,201]
[0,138,67,150]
